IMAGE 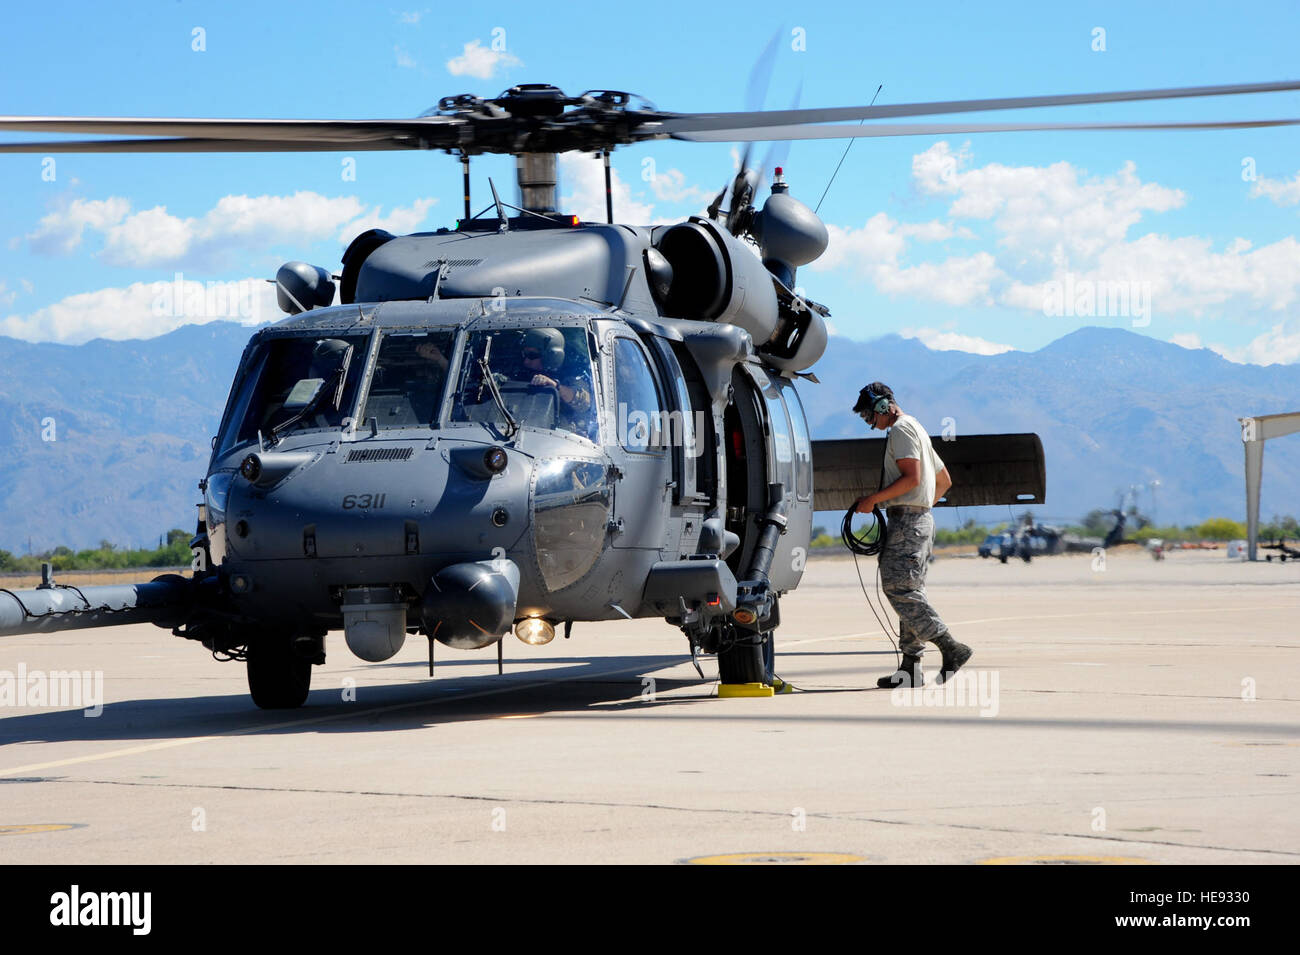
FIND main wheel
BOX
[246,632,312,709]
[717,627,771,684]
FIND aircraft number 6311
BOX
[342,493,386,510]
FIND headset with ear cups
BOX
[860,384,892,418]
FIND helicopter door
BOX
[723,364,769,576]
[606,333,672,550]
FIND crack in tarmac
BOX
[33,775,1300,860]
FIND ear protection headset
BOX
[858,384,892,419]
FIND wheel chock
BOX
[719,682,775,698]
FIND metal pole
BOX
[461,152,471,221]
[603,151,614,223]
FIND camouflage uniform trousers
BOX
[878,508,950,658]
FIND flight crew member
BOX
[517,327,596,438]
[853,382,973,688]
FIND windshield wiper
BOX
[476,337,518,439]
[268,344,353,445]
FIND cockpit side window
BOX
[358,331,456,430]
[216,334,369,455]
[451,326,598,441]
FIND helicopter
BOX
[2,79,1296,708]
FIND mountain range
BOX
[1,322,1296,551]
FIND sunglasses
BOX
[523,349,542,360]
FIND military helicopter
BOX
[2,79,1295,707]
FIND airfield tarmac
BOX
[1,548,1296,865]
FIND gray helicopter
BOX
[2,80,1294,707]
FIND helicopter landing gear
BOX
[246,630,313,709]
[716,626,775,685]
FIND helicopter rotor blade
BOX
[0,115,465,142]
[658,79,1300,134]
[2,79,1296,157]
[0,137,422,153]
[675,116,1300,142]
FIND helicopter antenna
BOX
[814,84,882,214]
[487,177,509,232]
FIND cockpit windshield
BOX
[451,326,598,441]
[216,334,369,455]
[357,330,456,430]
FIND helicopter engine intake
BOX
[655,218,778,345]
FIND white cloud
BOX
[877,252,1004,306]
[820,141,1300,330]
[397,10,424,24]
[445,39,521,79]
[30,191,437,269]
[559,153,657,225]
[1169,332,1202,349]
[27,197,130,254]
[1210,321,1300,366]
[1252,172,1300,207]
[645,167,712,207]
[901,327,1016,355]
[1,277,279,345]
[394,45,417,69]
[338,197,437,240]
[812,214,1005,306]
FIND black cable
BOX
[842,504,901,668]
[841,503,886,556]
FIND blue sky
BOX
[2,0,1299,362]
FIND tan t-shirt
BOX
[882,413,946,508]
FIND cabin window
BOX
[612,336,665,453]
[782,381,813,501]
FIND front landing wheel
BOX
[246,632,312,709]
[717,628,773,685]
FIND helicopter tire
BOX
[717,628,770,685]
[999,554,1008,564]
[246,631,312,709]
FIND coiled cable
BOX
[841,503,887,556]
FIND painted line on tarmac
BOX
[783,605,1297,648]
[0,662,653,778]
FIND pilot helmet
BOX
[310,338,351,376]
[521,327,565,373]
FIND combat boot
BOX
[934,635,973,684]
[876,653,923,688]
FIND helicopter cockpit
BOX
[213,314,604,455]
